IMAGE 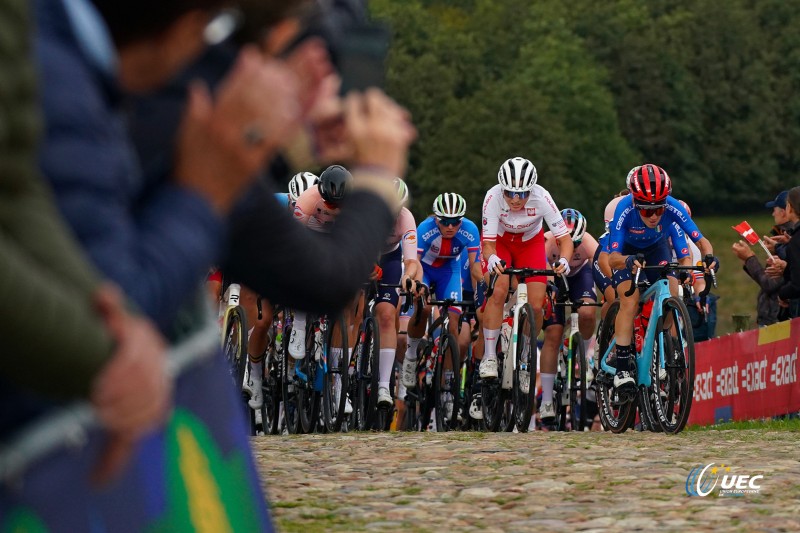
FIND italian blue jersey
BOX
[608,195,702,253]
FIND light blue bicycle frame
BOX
[600,277,672,389]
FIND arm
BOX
[778,236,800,300]
[224,174,396,313]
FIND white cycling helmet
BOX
[498,157,537,192]
[288,172,319,203]
[432,192,466,218]
[393,177,409,206]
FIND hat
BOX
[765,190,788,209]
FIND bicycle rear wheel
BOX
[322,314,349,432]
[653,296,695,433]
[595,301,637,433]
[513,304,537,432]
[434,333,461,432]
[569,332,587,432]
[260,352,281,435]
[298,320,320,433]
[354,317,380,430]
[222,306,248,394]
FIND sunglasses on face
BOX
[437,216,463,227]
[638,206,665,217]
[503,190,530,200]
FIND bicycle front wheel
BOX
[595,301,637,433]
[513,303,537,432]
[569,332,587,432]
[653,296,695,433]
[322,314,349,432]
[434,333,461,432]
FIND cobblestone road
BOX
[255,430,800,532]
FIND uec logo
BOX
[686,463,763,497]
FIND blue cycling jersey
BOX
[608,195,702,253]
[418,216,480,271]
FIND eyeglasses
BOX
[437,216,463,227]
[638,206,665,217]
[503,190,530,200]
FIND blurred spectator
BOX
[777,187,800,319]
[35,0,409,340]
[1,0,169,481]
[731,190,795,326]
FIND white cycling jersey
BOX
[482,184,568,242]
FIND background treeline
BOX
[370,0,799,232]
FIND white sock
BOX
[379,348,395,389]
[249,358,263,380]
[582,338,591,362]
[541,373,556,404]
[331,347,343,367]
[405,337,421,361]
[483,328,500,359]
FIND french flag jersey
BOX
[608,195,702,253]
[418,216,480,271]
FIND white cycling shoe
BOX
[377,387,393,407]
[288,328,305,359]
[479,357,498,379]
[401,357,417,388]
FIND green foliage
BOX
[370,0,798,224]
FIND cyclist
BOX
[373,178,421,407]
[607,164,717,397]
[400,193,481,395]
[282,171,319,210]
[479,157,572,417]
[288,164,352,357]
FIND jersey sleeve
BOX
[417,217,433,257]
[398,208,418,261]
[541,189,569,238]
[481,188,500,242]
[608,196,633,253]
[462,218,481,253]
[666,196,704,242]
[669,222,691,259]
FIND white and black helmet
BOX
[498,157,537,192]
[393,177,409,206]
[288,172,319,202]
[432,192,467,218]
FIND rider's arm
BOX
[469,250,483,283]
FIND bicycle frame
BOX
[599,277,671,388]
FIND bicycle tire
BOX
[281,324,301,434]
[298,319,320,434]
[513,303,537,432]
[260,353,281,435]
[481,334,506,432]
[222,305,248,394]
[595,301,637,433]
[322,314,349,432]
[354,317,379,430]
[434,333,461,432]
[653,296,695,433]
[569,332,587,432]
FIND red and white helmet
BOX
[498,157,537,192]
[627,164,671,207]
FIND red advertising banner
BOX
[689,318,800,426]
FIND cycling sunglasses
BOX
[503,190,530,200]
[437,216,463,227]
[638,206,665,217]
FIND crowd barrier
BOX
[0,318,274,532]
[689,318,799,426]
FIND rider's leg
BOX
[540,322,564,420]
[376,301,398,398]
[613,279,638,389]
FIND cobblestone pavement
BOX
[254,430,800,533]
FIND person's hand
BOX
[487,254,505,275]
[771,234,790,245]
[284,39,333,117]
[175,47,302,214]
[625,254,643,272]
[90,285,170,485]
[307,75,353,163]
[553,257,570,276]
[732,240,755,261]
[778,297,789,308]
[762,235,779,253]
[766,256,787,278]
[344,89,417,177]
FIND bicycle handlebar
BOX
[623,252,717,298]
[485,261,566,299]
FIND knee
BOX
[376,306,395,331]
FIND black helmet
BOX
[319,165,352,203]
